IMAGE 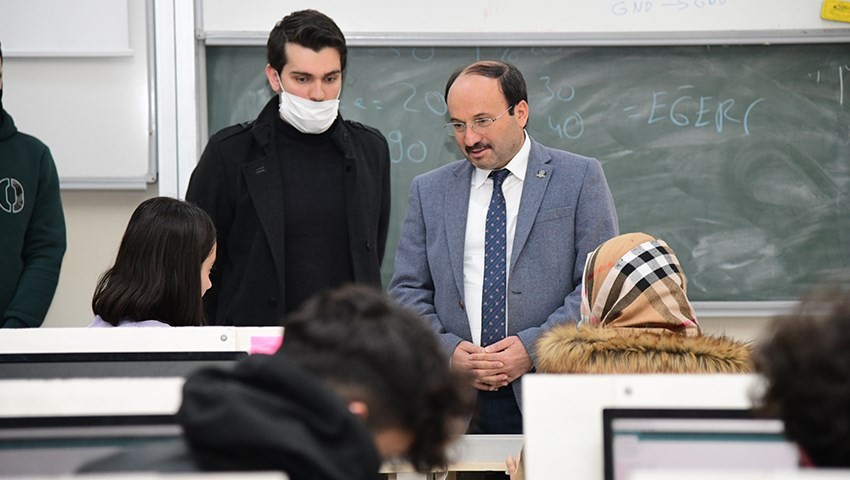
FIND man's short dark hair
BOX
[444,60,528,113]
[266,9,347,75]
[753,281,850,467]
[281,285,473,471]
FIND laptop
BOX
[602,408,800,480]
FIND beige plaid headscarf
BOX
[579,232,700,336]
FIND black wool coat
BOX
[186,98,391,326]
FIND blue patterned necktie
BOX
[481,169,510,347]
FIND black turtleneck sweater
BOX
[275,119,354,313]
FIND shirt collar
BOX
[472,131,531,188]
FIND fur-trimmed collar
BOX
[536,324,752,374]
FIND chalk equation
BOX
[612,0,727,15]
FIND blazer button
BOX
[458,300,465,310]
[365,241,371,250]
[268,296,278,306]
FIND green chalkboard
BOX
[205,44,850,302]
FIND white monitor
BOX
[0,377,184,418]
[522,374,763,480]
[0,326,283,355]
[0,351,247,379]
[0,414,180,476]
[0,379,185,474]
[13,472,287,480]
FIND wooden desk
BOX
[382,434,523,480]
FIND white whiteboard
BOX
[201,0,850,38]
[0,0,131,56]
[1,0,153,189]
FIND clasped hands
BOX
[451,336,533,391]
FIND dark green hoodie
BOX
[0,104,66,328]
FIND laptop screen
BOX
[602,408,799,480]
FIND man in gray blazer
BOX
[389,61,618,434]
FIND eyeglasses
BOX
[444,105,514,136]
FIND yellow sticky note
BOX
[822,0,850,23]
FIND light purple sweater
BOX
[88,315,169,328]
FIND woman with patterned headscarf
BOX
[506,233,753,480]
[535,232,751,374]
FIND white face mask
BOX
[277,73,340,134]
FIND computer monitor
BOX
[0,351,248,379]
[0,414,181,476]
[603,408,799,480]
[522,374,760,480]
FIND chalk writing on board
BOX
[808,66,850,105]
[539,76,585,139]
[612,0,728,15]
[387,130,428,164]
[636,87,765,135]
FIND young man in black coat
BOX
[187,10,391,326]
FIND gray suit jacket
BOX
[388,138,618,407]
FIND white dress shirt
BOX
[463,133,531,346]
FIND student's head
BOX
[281,285,473,469]
[444,61,529,171]
[753,282,850,467]
[579,232,700,335]
[264,9,346,102]
[92,196,216,327]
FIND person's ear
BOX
[348,401,369,419]
[265,64,281,93]
[514,100,530,128]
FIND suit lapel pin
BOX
[536,169,547,178]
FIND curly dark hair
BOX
[753,281,850,467]
[281,285,474,471]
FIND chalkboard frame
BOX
[198,31,850,317]
[202,30,850,48]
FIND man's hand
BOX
[451,341,508,391]
[472,336,533,385]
